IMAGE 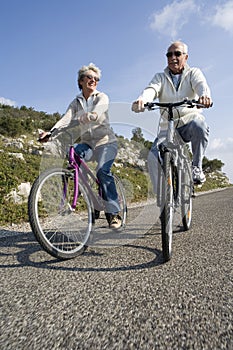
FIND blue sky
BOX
[1,0,233,181]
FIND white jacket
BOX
[51,90,116,149]
[139,64,211,130]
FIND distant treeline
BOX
[0,104,61,137]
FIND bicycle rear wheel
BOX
[160,152,175,262]
[28,168,92,260]
[113,174,127,227]
[181,160,193,230]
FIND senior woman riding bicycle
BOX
[39,63,121,229]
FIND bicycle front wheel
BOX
[28,168,92,260]
[160,152,175,262]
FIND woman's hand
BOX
[38,130,50,142]
[79,112,98,124]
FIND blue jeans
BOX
[74,142,120,214]
[148,117,209,192]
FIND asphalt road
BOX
[0,188,232,349]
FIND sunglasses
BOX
[84,74,100,82]
[166,51,185,58]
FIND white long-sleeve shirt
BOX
[138,64,211,130]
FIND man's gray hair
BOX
[168,41,188,54]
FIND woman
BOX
[39,63,121,229]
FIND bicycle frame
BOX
[154,102,190,208]
[67,145,103,211]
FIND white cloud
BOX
[211,1,233,35]
[209,137,233,153]
[149,0,197,38]
[209,138,224,151]
[0,97,16,107]
[149,0,233,39]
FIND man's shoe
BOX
[192,166,206,184]
[108,214,122,229]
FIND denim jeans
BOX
[148,117,209,192]
[74,142,120,214]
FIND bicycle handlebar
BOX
[144,98,213,110]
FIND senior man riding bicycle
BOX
[132,41,212,190]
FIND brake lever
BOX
[144,102,155,110]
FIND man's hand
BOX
[131,100,145,113]
[198,96,213,108]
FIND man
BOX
[132,41,212,186]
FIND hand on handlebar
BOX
[131,100,145,113]
[38,130,51,143]
[197,95,213,109]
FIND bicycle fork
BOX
[157,144,182,210]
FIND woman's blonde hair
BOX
[77,63,101,89]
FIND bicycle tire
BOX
[113,174,127,227]
[160,152,174,262]
[28,168,92,260]
[181,160,193,230]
